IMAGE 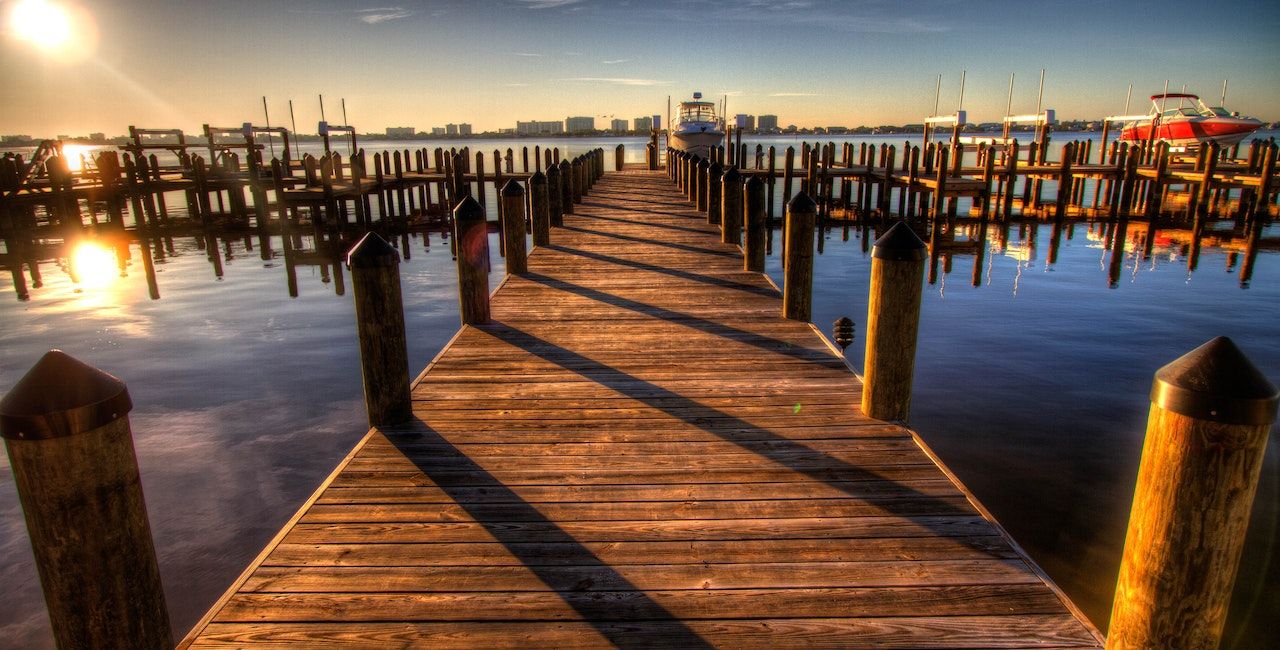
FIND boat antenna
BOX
[1124,83,1132,114]
[958,70,966,113]
[262,96,275,158]
[1003,73,1014,140]
[1005,73,1015,118]
[1035,69,1045,116]
[319,94,327,123]
[288,99,299,140]
[1160,79,1169,114]
[932,74,942,117]
[1179,83,1187,110]
[342,98,349,127]
[666,95,671,141]
[1221,79,1228,106]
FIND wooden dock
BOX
[180,169,1102,648]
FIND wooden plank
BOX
[182,170,1102,648]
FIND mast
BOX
[262,96,275,158]
[1002,73,1014,140]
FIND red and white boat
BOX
[1118,93,1262,147]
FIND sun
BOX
[9,0,72,50]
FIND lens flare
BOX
[10,0,70,48]
[70,241,117,289]
[6,0,98,61]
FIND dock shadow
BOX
[536,249,778,300]
[476,319,1001,556]
[558,224,738,258]
[382,418,715,649]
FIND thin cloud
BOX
[514,52,543,57]
[357,7,414,24]
[514,0,586,8]
[719,90,746,96]
[503,83,531,87]
[602,59,630,65]
[770,92,821,97]
[560,77,670,86]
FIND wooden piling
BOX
[707,162,723,226]
[347,233,411,426]
[722,167,743,244]
[861,222,927,423]
[560,160,574,215]
[453,196,490,325]
[546,163,564,226]
[744,175,766,272]
[615,144,625,172]
[500,180,529,274]
[782,192,816,321]
[0,351,172,649]
[529,171,550,247]
[697,158,711,212]
[1107,337,1277,649]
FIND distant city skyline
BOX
[2,0,1278,138]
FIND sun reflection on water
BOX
[70,240,117,289]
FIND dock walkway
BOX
[182,170,1103,648]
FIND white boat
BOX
[670,93,724,156]
[1118,93,1262,148]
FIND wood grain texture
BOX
[181,170,1101,648]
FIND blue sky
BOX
[2,0,1278,136]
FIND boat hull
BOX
[1119,117,1261,148]
[670,129,724,156]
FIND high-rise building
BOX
[446,124,459,136]
[652,115,662,130]
[386,127,415,138]
[458,123,473,136]
[565,116,595,133]
[610,119,628,133]
[734,114,756,130]
[431,127,446,136]
[757,115,778,131]
[516,121,565,135]
[633,116,653,132]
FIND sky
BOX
[1,0,1278,137]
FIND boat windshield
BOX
[1160,107,1200,119]
[1203,106,1233,117]
[679,102,717,123]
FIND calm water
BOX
[1,134,1277,647]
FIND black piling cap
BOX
[722,166,741,184]
[559,160,570,170]
[347,231,400,269]
[1151,336,1278,425]
[745,175,764,190]
[0,350,133,440]
[833,317,855,350]
[698,158,710,169]
[788,191,817,214]
[872,221,927,261]
[709,162,723,175]
[454,195,485,220]
[530,171,547,185]
[501,179,525,197]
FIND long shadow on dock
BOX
[557,224,739,258]
[573,209,713,235]
[478,320,998,554]
[387,418,715,649]
[538,250,778,299]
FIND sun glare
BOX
[10,0,70,48]
[71,241,118,289]
[6,0,97,60]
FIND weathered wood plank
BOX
[182,170,1102,648]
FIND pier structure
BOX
[4,154,1277,646]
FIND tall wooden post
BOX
[722,168,743,244]
[782,192,816,321]
[347,233,411,426]
[546,163,563,226]
[559,160,574,215]
[697,158,711,212]
[861,221,927,422]
[571,158,584,204]
[0,351,172,649]
[707,162,723,226]
[718,167,740,229]
[1107,337,1277,649]
[744,175,766,272]
[453,196,490,324]
[529,171,551,247]
[500,180,529,274]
